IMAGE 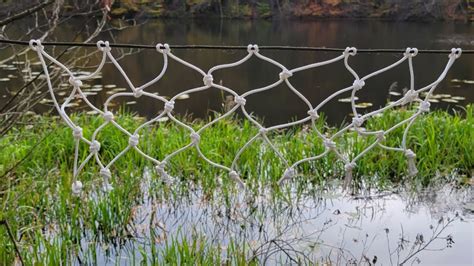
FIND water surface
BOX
[1,19,473,125]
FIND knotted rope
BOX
[28,39,461,195]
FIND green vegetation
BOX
[0,105,473,264]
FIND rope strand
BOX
[1,38,473,53]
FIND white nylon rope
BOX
[28,39,462,195]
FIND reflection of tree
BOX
[391,215,459,265]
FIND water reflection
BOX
[1,19,473,125]
[71,169,473,265]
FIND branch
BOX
[0,0,54,27]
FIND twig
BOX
[0,220,24,265]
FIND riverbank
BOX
[107,0,473,21]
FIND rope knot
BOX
[133,88,144,98]
[190,132,200,144]
[164,100,175,113]
[72,127,83,139]
[247,44,259,54]
[68,77,83,87]
[155,161,172,183]
[404,149,416,158]
[449,48,462,59]
[405,149,418,177]
[156,43,171,54]
[352,116,364,127]
[128,134,139,147]
[279,167,297,184]
[418,101,430,112]
[404,47,418,57]
[234,95,246,106]
[29,39,43,51]
[344,47,357,56]
[307,109,319,120]
[71,180,83,196]
[100,168,113,192]
[100,168,111,178]
[352,79,365,91]
[155,161,166,172]
[323,139,336,150]
[259,127,268,135]
[89,140,101,153]
[279,69,293,80]
[203,74,213,86]
[401,89,418,105]
[96,41,111,52]
[376,131,385,142]
[344,162,356,171]
[229,170,245,188]
[344,162,356,188]
[103,111,114,122]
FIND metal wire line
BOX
[0,38,473,54]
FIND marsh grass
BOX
[0,105,472,264]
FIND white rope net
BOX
[27,39,462,195]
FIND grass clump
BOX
[0,105,472,264]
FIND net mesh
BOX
[28,39,462,195]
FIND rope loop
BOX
[72,127,83,140]
[279,69,293,80]
[68,76,83,87]
[203,74,213,86]
[449,48,462,59]
[164,100,175,113]
[89,140,101,153]
[418,101,431,112]
[156,43,171,54]
[344,47,357,56]
[352,79,365,91]
[234,95,246,106]
[102,111,114,122]
[29,39,43,51]
[96,41,111,52]
[247,44,259,54]
[128,134,139,147]
[259,127,268,135]
[404,47,418,57]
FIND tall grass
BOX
[0,105,472,264]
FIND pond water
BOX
[76,171,474,265]
[1,19,473,125]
